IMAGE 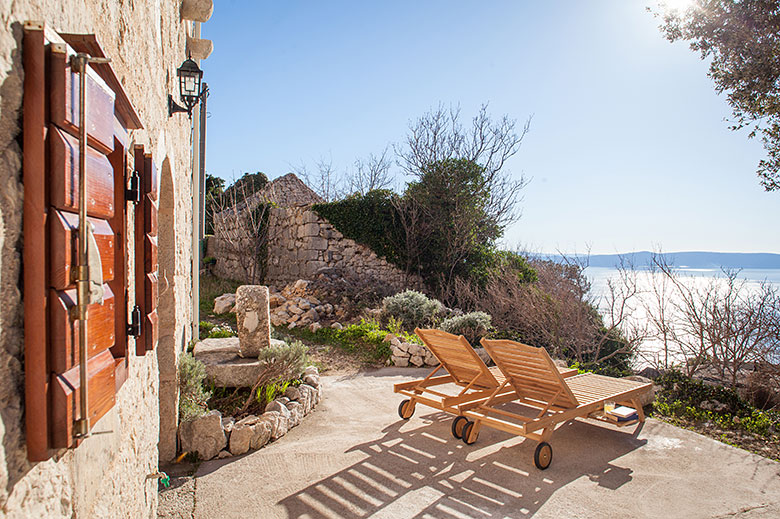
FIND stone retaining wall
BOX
[209,205,421,293]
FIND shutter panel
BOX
[23,25,141,458]
[134,148,160,354]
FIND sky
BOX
[201,1,780,255]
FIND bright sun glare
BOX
[662,0,696,11]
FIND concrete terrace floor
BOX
[159,368,780,519]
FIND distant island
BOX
[543,251,780,270]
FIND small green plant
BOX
[439,311,492,345]
[386,316,404,336]
[178,353,213,422]
[199,321,215,340]
[208,326,236,339]
[202,256,217,266]
[238,340,310,415]
[380,290,444,330]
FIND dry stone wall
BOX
[0,2,197,517]
[210,205,420,293]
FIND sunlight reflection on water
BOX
[585,267,780,369]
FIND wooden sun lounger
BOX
[458,338,652,470]
[393,329,577,440]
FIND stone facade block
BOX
[236,285,271,358]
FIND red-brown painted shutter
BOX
[134,147,159,354]
[22,25,141,459]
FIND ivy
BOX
[312,190,406,270]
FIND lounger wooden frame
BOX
[393,329,514,418]
[393,329,577,420]
[460,338,652,465]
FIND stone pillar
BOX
[236,285,271,357]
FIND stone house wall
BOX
[0,2,198,517]
[209,205,420,293]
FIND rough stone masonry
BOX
[236,285,271,357]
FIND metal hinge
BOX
[127,305,142,337]
[126,169,141,204]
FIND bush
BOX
[440,311,492,345]
[178,353,212,422]
[312,190,405,268]
[239,340,310,415]
[380,290,444,330]
[654,371,780,437]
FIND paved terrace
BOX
[160,368,780,519]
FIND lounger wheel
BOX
[534,442,553,470]
[397,399,415,420]
[451,416,468,439]
[461,420,478,445]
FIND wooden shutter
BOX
[22,24,142,460]
[134,147,160,354]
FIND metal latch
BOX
[126,169,141,203]
[127,305,142,337]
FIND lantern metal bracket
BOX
[168,94,192,118]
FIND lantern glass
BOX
[176,58,203,103]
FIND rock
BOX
[276,396,290,405]
[624,375,657,407]
[194,337,270,387]
[288,305,303,315]
[293,280,309,292]
[474,348,494,367]
[288,321,298,329]
[218,450,232,459]
[297,385,313,414]
[285,386,301,401]
[229,424,253,455]
[384,333,397,343]
[298,300,312,311]
[303,374,320,388]
[407,344,424,357]
[553,359,569,369]
[236,414,260,426]
[390,337,402,349]
[287,401,304,427]
[269,294,286,308]
[178,410,227,461]
[423,352,438,366]
[304,366,319,377]
[222,416,235,435]
[410,355,424,367]
[392,355,410,367]
[265,408,289,440]
[309,322,322,333]
[700,399,729,413]
[213,293,236,314]
[265,400,288,414]
[331,322,343,330]
[250,420,272,449]
[309,296,321,305]
[236,285,272,358]
[638,367,662,380]
[390,344,405,357]
[302,308,319,322]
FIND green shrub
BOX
[178,353,212,422]
[380,290,444,330]
[654,371,780,437]
[440,311,492,345]
[312,189,405,268]
[208,325,236,339]
[202,256,217,267]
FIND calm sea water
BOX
[584,267,780,368]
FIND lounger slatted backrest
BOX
[480,339,579,408]
[415,328,498,389]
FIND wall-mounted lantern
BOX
[168,57,203,118]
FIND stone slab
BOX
[194,337,286,387]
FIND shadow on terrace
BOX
[279,409,647,518]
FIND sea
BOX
[584,267,780,369]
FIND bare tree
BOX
[348,146,395,195]
[648,254,780,387]
[396,103,531,230]
[210,179,276,284]
[293,156,344,202]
